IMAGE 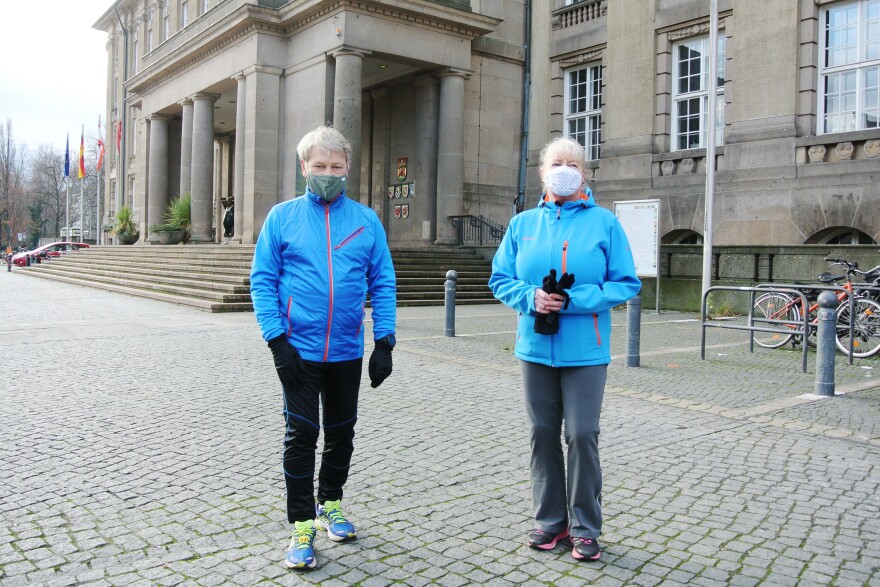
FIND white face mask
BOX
[545,165,583,197]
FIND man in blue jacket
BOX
[250,126,397,570]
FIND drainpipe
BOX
[114,5,129,216]
[516,0,532,215]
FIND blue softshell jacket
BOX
[250,190,397,362]
[489,189,641,367]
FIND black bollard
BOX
[445,270,457,337]
[815,291,837,397]
[626,295,642,367]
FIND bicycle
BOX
[752,257,880,358]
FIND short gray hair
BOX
[538,137,585,170]
[296,126,352,166]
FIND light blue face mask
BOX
[307,174,347,202]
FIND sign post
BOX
[613,199,661,313]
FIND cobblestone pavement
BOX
[2,272,879,586]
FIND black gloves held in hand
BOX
[534,269,576,335]
[268,335,304,389]
[368,339,393,388]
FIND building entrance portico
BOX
[98,1,500,247]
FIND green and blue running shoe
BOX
[285,520,317,570]
[315,500,357,542]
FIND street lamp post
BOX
[701,0,719,299]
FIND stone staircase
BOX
[16,244,497,312]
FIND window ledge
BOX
[797,129,880,147]
[653,146,724,162]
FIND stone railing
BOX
[796,130,880,165]
[552,0,606,31]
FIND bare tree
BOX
[0,119,30,247]
[29,144,67,239]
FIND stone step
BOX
[19,245,498,311]
[21,271,254,312]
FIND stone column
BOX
[435,69,468,245]
[332,48,368,202]
[232,74,246,243]
[190,92,219,243]
[147,113,171,238]
[179,98,193,196]
[413,75,440,244]
[243,66,282,243]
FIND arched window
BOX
[662,229,703,244]
[806,227,876,244]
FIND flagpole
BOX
[65,181,70,241]
[97,168,102,245]
[80,178,85,244]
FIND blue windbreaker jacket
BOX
[250,190,397,362]
[489,190,641,367]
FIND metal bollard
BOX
[445,270,457,337]
[815,290,837,397]
[626,294,642,367]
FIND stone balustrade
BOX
[552,0,607,31]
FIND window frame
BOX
[563,63,603,162]
[671,35,726,151]
[817,0,880,134]
[181,0,189,28]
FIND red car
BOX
[11,242,90,267]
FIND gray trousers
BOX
[520,360,606,539]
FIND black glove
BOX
[368,339,393,388]
[534,269,576,335]
[268,335,304,390]
[557,272,575,310]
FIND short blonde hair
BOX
[538,137,586,170]
[296,126,352,166]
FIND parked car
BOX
[12,242,90,267]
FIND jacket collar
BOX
[538,188,596,210]
[306,188,347,208]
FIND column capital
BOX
[178,98,193,106]
[413,74,440,88]
[241,65,283,77]
[330,46,371,60]
[435,67,472,80]
[231,72,246,82]
[146,112,173,121]
[190,92,221,103]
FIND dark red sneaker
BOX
[527,528,570,550]
[571,537,601,561]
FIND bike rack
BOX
[754,281,880,364]
[701,286,810,372]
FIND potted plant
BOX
[165,194,191,244]
[151,222,186,245]
[113,205,139,245]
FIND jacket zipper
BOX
[335,226,365,249]
[562,240,568,274]
[286,296,294,337]
[593,313,601,346]
[323,203,334,361]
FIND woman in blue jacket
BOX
[489,137,640,562]
[251,126,397,570]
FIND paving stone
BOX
[2,277,880,586]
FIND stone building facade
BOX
[95,0,880,247]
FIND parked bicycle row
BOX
[752,257,880,358]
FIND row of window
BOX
[565,0,880,160]
[135,0,212,65]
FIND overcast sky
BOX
[0,0,111,154]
